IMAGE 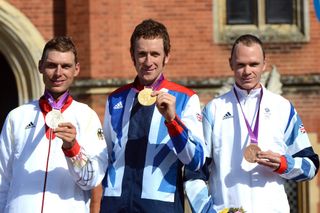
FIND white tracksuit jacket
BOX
[0,96,108,213]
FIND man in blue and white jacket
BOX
[184,34,319,213]
[97,19,205,213]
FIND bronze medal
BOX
[46,109,64,129]
[137,88,156,106]
[244,144,261,163]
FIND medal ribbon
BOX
[44,90,69,110]
[145,74,164,91]
[233,87,263,144]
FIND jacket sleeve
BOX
[0,114,14,212]
[184,158,216,213]
[63,108,108,190]
[166,94,206,171]
[280,103,319,180]
[184,103,216,213]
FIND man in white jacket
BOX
[184,34,319,213]
[0,36,108,213]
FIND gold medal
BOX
[137,88,156,106]
[244,144,261,163]
[46,109,64,129]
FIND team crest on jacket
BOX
[196,113,202,122]
[299,124,306,134]
[97,128,104,140]
[264,107,271,119]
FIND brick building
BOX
[0,0,319,212]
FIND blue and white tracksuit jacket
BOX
[184,84,319,213]
[101,77,205,213]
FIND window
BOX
[214,0,309,43]
[265,0,293,24]
[227,0,257,25]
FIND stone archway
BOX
[0,0,45,105]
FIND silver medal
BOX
[46,109,64,129]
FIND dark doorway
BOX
[0,53,18,130]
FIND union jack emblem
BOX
[299,124,306,134]
[196,113,202,122]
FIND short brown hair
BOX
[130,19,171,60]
[40,36,78,63]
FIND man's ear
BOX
[164,53,170,65]
[74,63,80,77]
[38,60,43,73]
[131,55,136,66]
[228,57,233,70]
[262,58,267,72]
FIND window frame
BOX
[213,0,310,44]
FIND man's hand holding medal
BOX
[45,110,77,149]
[256,150,282,170]
[152,90,176,122]
[244,144,281,171]
[137,88,176,122]
[54,122,77,150]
